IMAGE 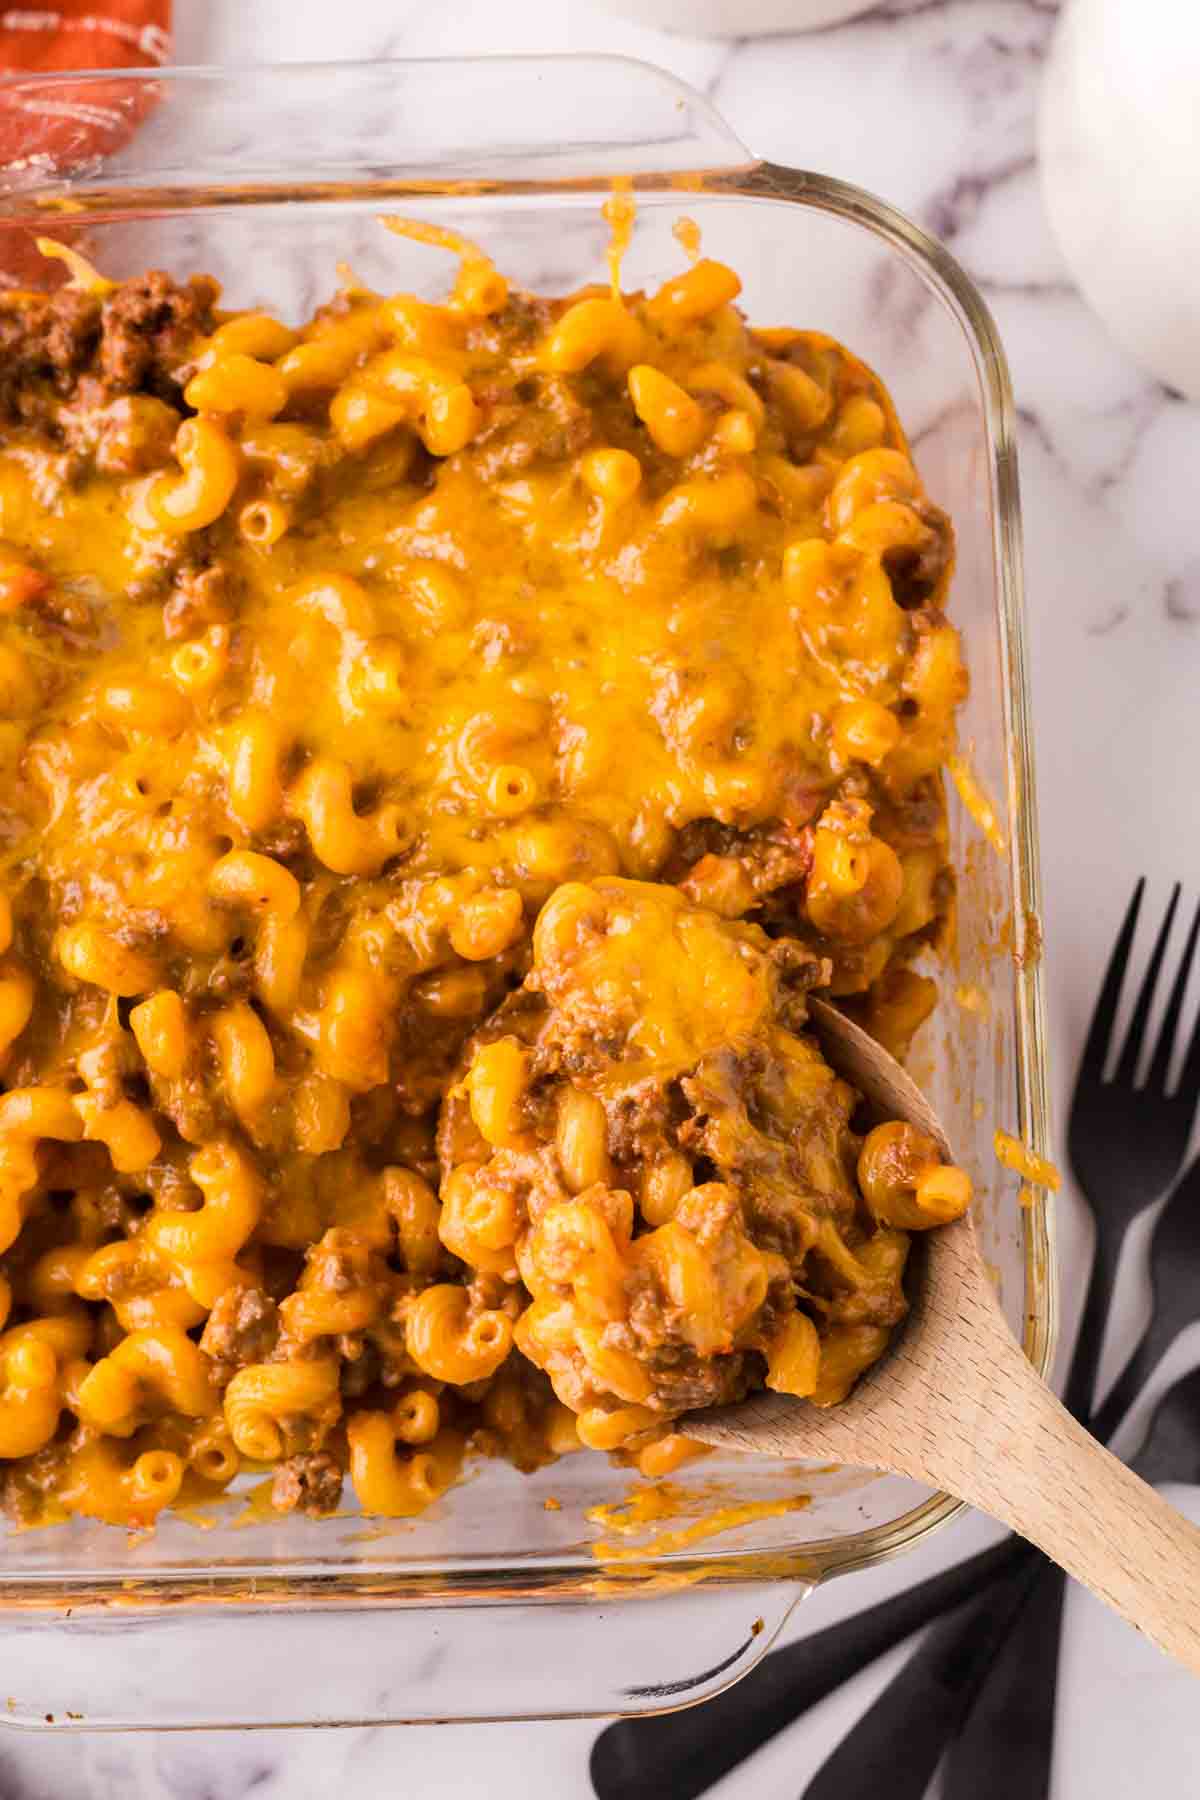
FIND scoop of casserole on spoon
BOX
[442,877,1200,1671]
[691,994,1200,1673]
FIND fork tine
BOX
[1146,895,1200,1092]
[1113,883,1181,1085]
[1078,879,1145,1083]
[1172,949,1200,1111]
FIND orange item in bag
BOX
[0,2,171,282]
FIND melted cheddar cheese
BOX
[0,221,966,1525]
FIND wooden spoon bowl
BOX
[687,999,1200,1673]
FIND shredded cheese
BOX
[948,751,1006,855]
[994,1129,1061,1191]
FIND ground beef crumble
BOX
[0,270,218,426]
[199,1286,279,1385]
[271,1452,344,1518]
[471,372,594,481]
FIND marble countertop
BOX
[4,1,1200,1794]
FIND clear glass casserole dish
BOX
[0,54,1053,1729]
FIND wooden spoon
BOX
[687,998,1200,1673]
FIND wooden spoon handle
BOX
[915,1330,1200,1672]
[692,1215,1200,1671]
[860,1221,1200,1672]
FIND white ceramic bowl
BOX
[592,0,876,36]
[1040,0,1200,400]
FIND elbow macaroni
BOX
[405,1284,513,1385]
[347,1410,464,1518]
[148,417,242,532]
[224,1358,340,1462]
[77,1328,219,1437]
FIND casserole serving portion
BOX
[0,55,1050,1728]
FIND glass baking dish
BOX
[0,55,1053,1729]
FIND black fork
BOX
[1063,879,1200,1420]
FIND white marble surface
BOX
[5,0,1200,1793]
